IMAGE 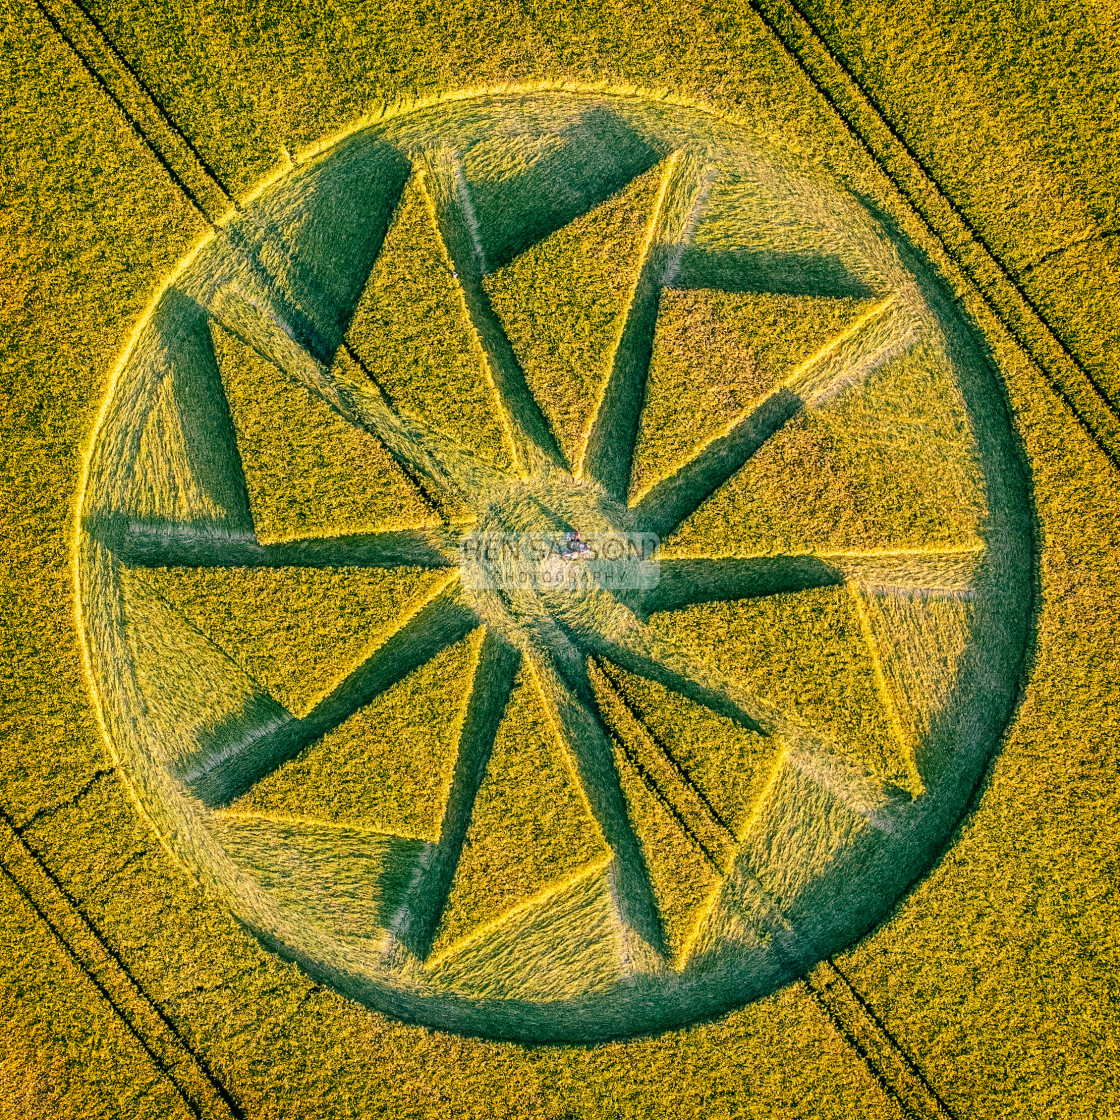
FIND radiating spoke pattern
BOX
[580,152,712,499]
[89,107,1009,1012]
[526,639,667,968]
[630,296,917,539]
[580,611,906,823]
[92,520,461,571]
[385,629,522,962]
[643,546,981,615]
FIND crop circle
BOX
[78,91,1030,1042]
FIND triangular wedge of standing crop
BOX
[342,172,513,471]
[649,587,916,794]
[211,321,436,541]
[428,666,610,957]
[631,291,875,499]
[207,816,427,949]
[667,336,986,558]
[226,629,483,840]
[135,565,448,717]
[483,162,669,470]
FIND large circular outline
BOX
[74,87,1033,1043]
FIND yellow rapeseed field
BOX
[2,0,1118,1116]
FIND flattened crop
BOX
[76,91,1030,1044]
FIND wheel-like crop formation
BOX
[79,92,1030,1043]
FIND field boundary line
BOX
[63,0,232,200]
[748,0,1120,475]
[13,766,116,833]
[31,0,228,224]
[0,806,244,1120]
[805,959,959,1119]
[777,0,1120,419]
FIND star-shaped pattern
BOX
[84,113,1010,1012]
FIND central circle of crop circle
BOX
[77,89,1031,1043]
[462,474,636,623]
